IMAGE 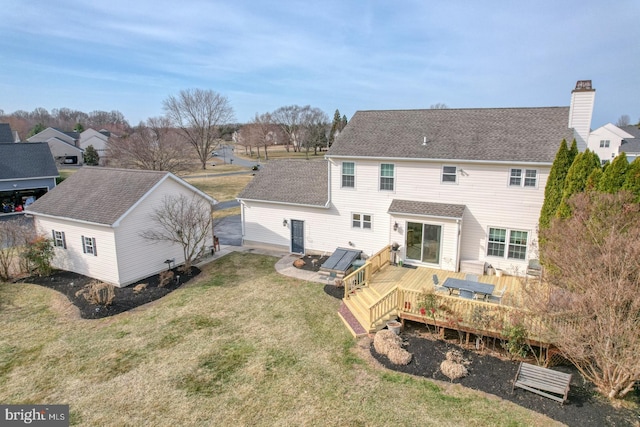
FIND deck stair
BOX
[342,285,398,334]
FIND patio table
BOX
[443,277,495,300]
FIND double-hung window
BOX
[82,236,97,256]
[442,166,457,183]
[487,227,528,260]
[599,140,610,148]
[352,213,372,229]
[379,164,394,191]
[52,230,66,248]
[509,168,537,187]
[341,162,355,188]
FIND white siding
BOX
[587,124,633,164]
[568,89,596,150]
[34,217,120,285]
[116,178,213,286]
[329,159,548,274]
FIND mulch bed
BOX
[371,322,639,426]
[320,288,638,425]
[19,267,201,319]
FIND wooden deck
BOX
[340,248,555,346]
[369,265,524,307]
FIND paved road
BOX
[212,144,260,168]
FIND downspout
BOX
[325,159,331,208]
[240,201,246,244]
[455,219,462,272]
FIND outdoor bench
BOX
[512,362,572,404]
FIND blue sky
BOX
[1,0,639,128]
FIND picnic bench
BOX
[512,362,572,404]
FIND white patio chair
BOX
[465,273,479,282]
[488,286,507,304]
[432,274,446,293]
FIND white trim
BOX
[379,163,395,192]
[0,176,58,183]
[326,154,553,167]
[340,161,356,189]
[441,165,458,184]
[238,198,330,209]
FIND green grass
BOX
[185,175,253,202]
[0,253,559,426]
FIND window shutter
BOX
[51,230,56,242]
[62,232,67,249]
[81,235,86,253]
[92,238,97,256]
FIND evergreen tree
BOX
[328,109,342,147]
[539,139,572,229]
[622,157,640,201]
[568,138,578,162]
[586,168,603,190]
[84,145,100,166]
[73,122,85,133]
[27,123,45,138]
[557,149,601,218]
[598,153,628,193]
[341,114,348,130]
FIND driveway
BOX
[214,214,241,246]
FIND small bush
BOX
[159,271,174,288]
[83,281,115,306]
[133,283,148,294]
[440,359,469,380]
[373,330,403,356]
[387,347,412,365]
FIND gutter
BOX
[325,155,552,167]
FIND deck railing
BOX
[343,244,391,299]
[368,286,398,330]
[397,288,563,344]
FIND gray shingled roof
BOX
[621,125,640,139]
[0,123,14,143]
[328,107,574,163]
[238,160,329,206]
[27,167,172,225]
[388,199,465,219]
[0,143,59,180]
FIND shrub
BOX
[159,271,174,287]
[503,323,528,359]
[21,236,54,277]
[440,349,471,381]
[83,281,115,306]
[133,283,148,293]
[387,347,412,365]
[373,330,403,355]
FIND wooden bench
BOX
[512,362,572,404]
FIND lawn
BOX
[185,174,253,203]
[0,253,558,426]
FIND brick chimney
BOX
[568,80,595,151]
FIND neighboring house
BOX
[239,81,594,275]
[43,137,85,165]
[79,128,110,155]
[26,167,216,287]
[0,143,58,214]
[27,127,83,165]
[619,125,640,163]
[587,123,636,165]
[0,123,17,143]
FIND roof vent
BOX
[422,136,427,146]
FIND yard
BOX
[0,253,556,426]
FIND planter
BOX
[386,320,402,335]
[495,269,503,277]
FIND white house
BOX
[238,81,595,275]
[26,167,216,287]
[79,128,110,155]
[587,123,635,165]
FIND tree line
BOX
[531,139,640,399]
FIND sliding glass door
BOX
[405,222,442,265]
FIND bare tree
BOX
[616,114,630,127]
[163,89,235,169]
[0,218,35,281]
[532,191,640,399]
[141,194,214,270]
[297,107,329,158]
[107,117,191,173]
[272,105,306,152]
[243,113,281,161]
